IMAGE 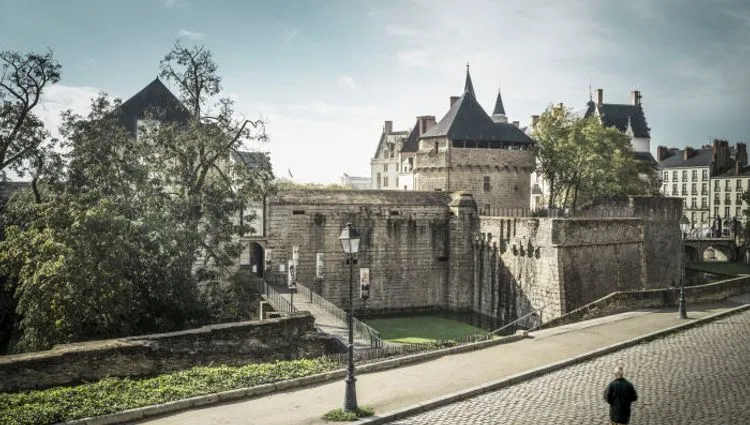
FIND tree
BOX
[0,41,272,352]
[0,189,205,351]
[531,105,576,210]
[153,41,273,274]
[0,50,61,179]
[532,104,649,211]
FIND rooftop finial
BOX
[464,63,475,97]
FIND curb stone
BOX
[62,334,526,424]
[358,303,750,424]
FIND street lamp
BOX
[679,215,690,319]
[339,223,360,412]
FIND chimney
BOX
[531,115,540,127]
[683,147,694,161]
[736,161,742,175]
[656,146,669,162]
[384,120,393,135]
[450,96,460,108]
[630,90,641,106]
[595,88,603,105]
[417,115,437,136]
[737,142,748,166]
[512,121,520,128]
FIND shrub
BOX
[0,358,338,425]
[322,406,375,422]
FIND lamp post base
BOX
[678,284,688,319]
[344,375,358,411]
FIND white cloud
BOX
[338,75,359,91]
[36,84,103,138]
[178,29,205,40]
[165,0,179,8]
[284,28,298,44]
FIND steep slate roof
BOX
[464,64,475,97]
[635,151,656,164]
[421,69,534,144]
[584,100,651,139]
[116,77,191,135]
[659,148,713,168]
[713,160,750,177]
[492,86,506,116]
[231,151,272,171]
[373,129,408,158]
[402,120,421,153]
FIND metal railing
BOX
[481,208,638,219]
[322,333,493,363]
[294,282,384,348]
[492,304,547,334]
[252,277,298,314]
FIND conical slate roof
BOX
[492,86,506,116]
[464,64,475,97]
[421,67,534,144]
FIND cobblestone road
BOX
[390,309,750,425]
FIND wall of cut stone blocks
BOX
[262,191,683,329]
[264,190,455,313]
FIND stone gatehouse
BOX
[250,190,683,327]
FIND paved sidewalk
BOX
[134,296,750,425]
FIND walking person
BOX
[603,365,638,424]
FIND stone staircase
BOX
[259,280,383,351]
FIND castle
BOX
[112,77,684,330]
[370,66,536,213]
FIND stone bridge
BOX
[684,237,739,262]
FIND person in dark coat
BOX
[604,365,638,424]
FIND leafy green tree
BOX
[0,50,61,180]
[532,104,650,211]
[531,105,575,210]
[0,41,272,352]
[153,41,274,274]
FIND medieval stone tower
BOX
[413,66,536,213]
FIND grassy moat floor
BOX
[365,315,487,344]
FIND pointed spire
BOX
[588,80,592,101]
[464,62,475,97]
[492,85,506,116]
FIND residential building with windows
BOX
[657,146,713,230]
[657,140,748,232]
[370,116,437,190]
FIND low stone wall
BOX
[538,275,750,330]
[0,312,333,392]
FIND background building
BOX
[339,173,371,190]
[658,140,748,233]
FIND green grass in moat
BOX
[686,262,750,277]
[365,315,487,344]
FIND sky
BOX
[1,0,749,184]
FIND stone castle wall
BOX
[414,146,534,210]
[0,312,331,392]
[471,196,683,325]
[263,190,455,313]
[263,190,683,328]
